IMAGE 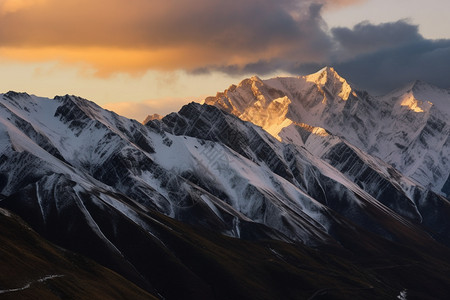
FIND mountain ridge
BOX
[2,68,450,298]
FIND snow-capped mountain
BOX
[205,67,450,198]
[153,101,450,247]
[376,81,450,196]
[1,68,450,298]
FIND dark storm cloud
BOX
[331,20,423,58]
[326,20,450,93]
[332,39,450,94]
[225,19,450,93]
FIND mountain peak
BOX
[304,67,353,101]
[4,91,31,99]
[394,79,440,95]
[305,66,340,84]
[236,75,263,88]
[202,67,361,142]
[410,79,441,93]
[250,75,263,82]
[142,113,163,124]
[383,79,450,116]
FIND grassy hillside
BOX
[0,207,157,300]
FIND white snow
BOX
[200,194,224,221]
[35,182,47,223]
[397,289,408,300]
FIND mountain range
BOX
[1,67,450,299]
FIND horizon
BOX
[2,65,447,123]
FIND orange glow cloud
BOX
[0,0,341,75]
[0,44,303,77]
[0,0,47,14]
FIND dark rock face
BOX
[442,175,450,197]
[323,142,422,222]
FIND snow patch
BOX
[397,289,407,300]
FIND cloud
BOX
[324,20,450,93]
[332,39,450,93]
[0,0,47,14]
[278,19,450,93]
[331,20,423,59]
[0,0,335,74]
[0,0,448,93]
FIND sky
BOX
[0,0,449,121]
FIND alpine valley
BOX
[1,67,450,299]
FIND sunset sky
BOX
[1,0,449,121]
